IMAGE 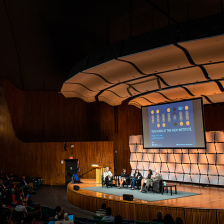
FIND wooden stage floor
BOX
[67,179,224,223]
[69,179,224,209]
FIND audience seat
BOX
[99,220,114,224]
[12,210,24,224]
[93,215,104,220]
[135,220,150,224]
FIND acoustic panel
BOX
[215,143,224,153]
[200,175,209,184]
[209,176,219,185]
[215,131,224,142]
[129,132,224,185]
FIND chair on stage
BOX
[143,179,163,193]
[134,178,141,189]
[101,175,113,188]
[152,179,162,193]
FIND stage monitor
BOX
[142,98,206,149]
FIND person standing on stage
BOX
[140,169,153,192]
[129,169,142,190]
[103,167,113,188]
[118,169,129,189]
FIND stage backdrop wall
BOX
[0,85,114,185]
[130,133,224,185]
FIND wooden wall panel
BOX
[2,78,224,180]
[204,104,224,131]
[0,85,114,185]
[1,80,142,175]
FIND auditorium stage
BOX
[67,179,224,224]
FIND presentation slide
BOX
[142,98,206,149]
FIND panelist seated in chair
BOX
[118,169,129,189]
[103,167,113,188]
[129,169,142,190]
[145,170,162,189]
[140,169,153,192]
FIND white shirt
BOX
[15,205,27,214]
[103,171,113,179]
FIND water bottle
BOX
[164,181,166,186]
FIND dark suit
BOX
[121,172,129,179]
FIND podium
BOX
[92,164,105,184]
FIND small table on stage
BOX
[91,164,105,184]
[161,184,177,195]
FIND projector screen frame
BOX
[141,97,206,149]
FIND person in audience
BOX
[2,209,13,224]
[103,167,113,188]
[55,211,73,224]
[13,187,21,204]
[15,189,24,203]
[164,214,175,224]
[34,204,41,212]
[0,170,4,178]
[9,172,14,181]
[15,198,28,216]
[118,169,129,189]
[175,217,183,224]
[4,173,13,187]
[23,214,34,224]
[0,201,3,217]
[114,215,123,224]
[10,184,16,195]
[21,176,28,186]
[27,198,33,208]
[102,207,114,222]
[21,176,33,194]
[96,203,106,216]
[140,169,153,192]
[129,169,142,190]
[145,170,162,189]
[54,206,63,219]
[152,211,164,223]
[3,197,12,209]
[0,178,6,196]
[32,211,43,224]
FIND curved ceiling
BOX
[1,0,224,91]
[61,34,224,108]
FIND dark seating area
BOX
[0,171,180,224]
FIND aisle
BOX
[31,185,95,219]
